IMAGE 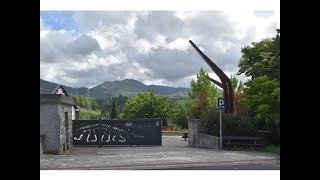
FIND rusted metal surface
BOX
[189,40,234,114]
[206,76,223,88]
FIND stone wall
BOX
[40,94,74,155]
[40,103,60,154]
[188,119,220,149]
[57,103,73,152]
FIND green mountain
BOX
[40,79,190,99]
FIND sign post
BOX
[217,98,225,150]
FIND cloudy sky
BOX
[40,11,280,88]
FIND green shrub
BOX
[172,106,188,129]
[201,109,257,136]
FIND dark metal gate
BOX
[72,119,162,146]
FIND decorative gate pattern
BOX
[73,119,162,146]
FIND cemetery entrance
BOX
[73,119,162,146]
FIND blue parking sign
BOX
[217,98,225,109]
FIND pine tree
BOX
[186,67,219,118]
[110,98,118,119]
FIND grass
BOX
[256,145,280,155]
[226,146,255,151]
[225,145,280,155]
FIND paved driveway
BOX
[40,136,280,170]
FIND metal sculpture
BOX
[189,40,234,114]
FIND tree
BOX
[243,76,280,125]
[115,94,128,117]
[122,91,176,126]
[110,98,118,119]
[230,75,244,93]
[237,30,280,81]
[237,29,280,145]
[89,98,98,110]
[73,95,99,110]
[186,67,219,119]
[173,104,188,129]
[229,75,248,116]
[234,92,250,118]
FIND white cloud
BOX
[174,11,201,20]
[135,38,157,54]
[224,10,279,42]
[40,11,279,88]
[40,63,66,83]
[212,40,233,54]
[154,34,167,48]
[167,38,190,52]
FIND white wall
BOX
[71,106,75,120]
[56,87,65,95]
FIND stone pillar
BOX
[188,119,201,147]
[40,94,74,155]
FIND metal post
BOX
[220,109,223,150]
[98,118,102,147]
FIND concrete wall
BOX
[188,119,220,149]
[198,133,219,149]
[188,119,201,147]
[40,94,74,155]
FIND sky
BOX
[40,11,280,88]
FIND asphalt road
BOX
[40,136,280,170]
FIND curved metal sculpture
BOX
[189,40,234,114]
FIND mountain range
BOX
[40,79,190,99]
